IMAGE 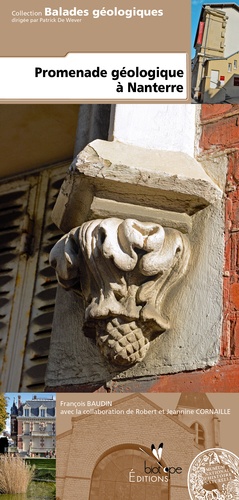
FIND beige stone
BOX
[52,140,222,233]
[50,218,190,368]
[46,139,225,387]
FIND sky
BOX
[191,0,238,55]
[4,393,56,434]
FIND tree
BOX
[0,394,8,433]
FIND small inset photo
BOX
[0,393,56,499]
[191,1,239,103]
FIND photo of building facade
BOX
[192,3,239,102]
[10,395,56,456]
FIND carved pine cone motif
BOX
[96,317,150,366]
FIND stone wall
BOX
[47,104,239,391]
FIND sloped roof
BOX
[17,397,56,417]
[57,393,196,440]
[203,3,239,10]
[176,393,214,410]
[204,49,239,63]
[10,400,18,416]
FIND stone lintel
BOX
[52,140,222,233]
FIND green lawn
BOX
[24,459,56,481]
[25,458,56,469]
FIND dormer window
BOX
[39,405,47,418]
[23,404,31,417]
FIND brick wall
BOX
[56,431,72,500]
[148,104,239,392]
[17,421,23,449]
[201,105,239,366]
[56,395,198,500]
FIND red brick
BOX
[200,104,239,380]
[148,364,239,392]
[221,318,231,357]
[230,283,239,309]
[234,318,239,357]
[201,104,234,120]
[231,203,239,228]
[232,151,239,181]
[200,116,239,151]
[230,233,239,271]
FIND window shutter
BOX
[20,169,66,391]
[0,179,36,391]
[0,164,68,391]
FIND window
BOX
[40,409,46,418]
[234,60,238,70]
[234,76,239,86]
[228,63,232,72]
[24,423,30,435]
[190,422,205,447]
[24,409,29,417]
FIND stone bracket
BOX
[46,139,224,387]
[52,139,222,233]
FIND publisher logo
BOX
[137,442,183,479]
[188,448,239,499]
[151,442,163,463]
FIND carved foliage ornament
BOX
[50,218,190,367]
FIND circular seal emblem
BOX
[188,448,239,500]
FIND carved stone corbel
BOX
[46,139,224,389]
[50,217,190,367]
